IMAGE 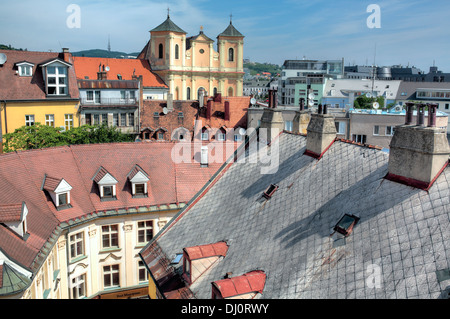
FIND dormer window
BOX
[0,202,29,240]
[182,241,229,285]
[201,127,209,141]
[16,62,34,77]
[127,164,150,198]
[40,59,72,96]
[216,128,226,141]
[42,175,73,210]
[92,167,118,201]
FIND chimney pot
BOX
[405,102,414,125]
[427,103,438,128]
[318,104,323,114]
[224,101,230,121]
[299,98,305,111]
[417,104,425,126]
[206,100,212,119]
[323,104,328,115]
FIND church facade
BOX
[138,14,244,100]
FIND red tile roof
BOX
[0,49,80,101]
[212,270,266,298]
[0,142,223,272]
[199,96,249,131]
[0,203,23,223]
[42,176,63,192]
[72,56,168,88]
[184,241,229,260]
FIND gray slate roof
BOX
[218,22,244,38]
[151,16,187,34]
[144,132,450,299]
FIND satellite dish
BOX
[308,93,315,100]
[163,107,168,115]
[373,102,379,109]
[308,100,315,107]
[0,53,7,65]
[239,128,246,135]
[250,98,256,105]
[105,66,110,71]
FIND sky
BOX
[1,0,450,72]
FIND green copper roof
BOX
[218,22,244,38]
[151,16,187,34]
[0,263,32,296]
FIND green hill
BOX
[72,49,140,59]
[244,61,281,77]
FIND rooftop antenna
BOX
[371,43,377,96]
[167,7,170,18]
[108,35,111,52]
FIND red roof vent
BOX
[211,270,266,299]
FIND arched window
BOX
[175,87,179,100]
[213,87,218,96]
[228,48,234,62]
[228,87,234,97]
[158,43,163,59]
[175,44,179,60]
[187,87,191,100]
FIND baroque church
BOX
[138,13,244,100]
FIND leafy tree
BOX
[354,95,385,109]
[3,124,135,153]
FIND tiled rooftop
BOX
[141,132,450,299]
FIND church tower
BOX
[139,13,244,100]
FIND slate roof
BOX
[140,132,450,299]
[218,22,244,38]
[151,16,187,34]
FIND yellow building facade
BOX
[0,49,80,147]
[139,15,244,100]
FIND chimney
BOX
[293,108,311,135]
[167,93,174,112]
[97,63,107,80]
[224,100,230,121]
[198,88,205,108]
[273,89,278,108]
[62,48,70,63]
[304,109,337,159]
[260,108,284,143]
[206,99,212,120]
[268,90,273,108]
[386,103,450,190]
[214,92,222,103]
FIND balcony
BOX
[81,98,138,106]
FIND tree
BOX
[3,124,135,153]
[354,95,385,109]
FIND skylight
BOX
[263,184,279,199]
[334,214,360,237]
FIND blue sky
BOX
[1,0,450,72]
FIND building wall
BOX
[1,101,80,135]
[16,209,178,299]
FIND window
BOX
[128,113,134,127]
[102,185,114,198]
[45,114,55,127]
[184,257,191,280]
[113,113,118,127]
[129,91,136,101]
[263,184,279,199]
[47,66,67,95]
[25,115,35,126]
[58,193,68,206]
[386,126,394,136]
[138,260,148,283]
[217,130,226,141]
[352,134,367,144]
[445,104,449,110]
[103,265,120,288]
[72,274,86,299]
[93,114,100,125]
[102,225,119,249]
[234,134,242,142]
[135,183,146,195]
[187,87,191,100]
[86,90,100,103]
[120,91,126,101]
[120,113,127,126]
[65,114,73,131]
[19,65,32,76]
[85,114,92,125]
[335,122,346,135]
[373,125,380,136]
[158,43,163,59]
[101,114,108,125]
[158,131,164,140]
[334,214,360,237]
[201,131,209,141]
[175,44,179,60]
[228,48,234,62]
[70,232,84,259]
[137,220,153,244]
[285,121,293,132]
[178,112,184,124]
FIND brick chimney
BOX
[167,93,174,112]
[62,48,71,63]
[304,107,337,159]
[97,63,107,80]
[206,99,212,120]
[386,103,450,190]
